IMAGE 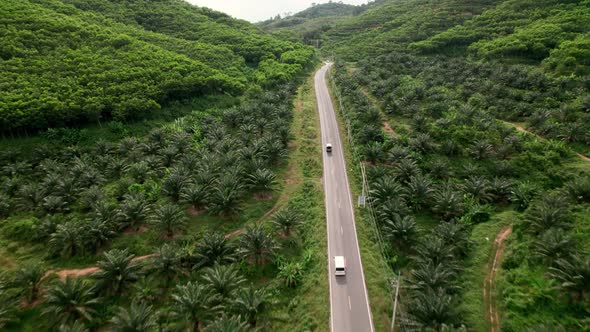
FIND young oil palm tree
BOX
[548,255,590,303]
[382,215,417,249]
[202,264,245,302]
[247,168,276,196]
[195,232,236,268]
[10,264,44,304]
[118,192,151,230]
[150,244,182,287]
[432,184,464,221]
[49,222,83,258]
[204,314,249,332]
[181,183,209,212]
[93,249,143,296]
[109,301,158,332]
[43,277,100,325]
[171,281,219,332]
[405,175,434,210]
[407,288,458,330]
[271,207,300,237]
[149,203,187,239]
[231,286,274,328]
[238,225,279,266]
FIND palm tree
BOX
[16,182,44,212]
[393,158,421,184]
[81,217,117,254]
[510,181,538,211]
[382,215,417,249]
[409,261,460,294]
[204,314,249,332]
[149,204,187,239]
[10,264,44,304]
[118,192,151,230]
[49,223,83,258]
[405,175,434,210]
[109,301,158,332]
[524,195,571,234]
[150,244,182,287]
[231,286,274,328]
[407,288,458,330]
[181,183,209,212]
[79,186,105,212]
[58,320,89,332]
[548,255,590,303]
[432,184,464,221]
[238,225,279,266]
[534,229,576,265]
[202,264,245,302]
[93,249,143,296]
[171,281,219,332]
[462,177,494,203]
[208,182,243,217]
[272,207,300,237]
[195,232,236,268]
[163,170,188,202]
[42,195,69,214]
[363,142,385,164]
[43,277,100,325]
[247,168,276,196]
[469,140,493,160]
[369,175,404,206]
[414,236,456,267]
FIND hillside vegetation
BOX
[0,0,314,133]
[259,1,381,45]
[287,0,589,330]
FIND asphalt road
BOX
[315,63,374,332]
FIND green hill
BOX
[0,0,314,133]
[259,1,380,45]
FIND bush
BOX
[1,216,39,242]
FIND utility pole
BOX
[391,273,401,332]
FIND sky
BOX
[187,0,370,23]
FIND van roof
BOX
[334,256,345,266]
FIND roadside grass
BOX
[270,69,329,331]
[327,71,394,332]
[460,210,515,331]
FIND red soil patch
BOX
[187,206,205,216]
[383,121,397,136]
[484,226,512,332]
[42,254,157,281]
[123,225,147,235]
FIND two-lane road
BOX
[315,63,374,332]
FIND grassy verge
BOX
[271,68,329,331]
[460,210,515,331]
[326,70,394,332]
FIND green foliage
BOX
[0,0,314,133]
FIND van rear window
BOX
[336,267,344,271]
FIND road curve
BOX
[315,63,374,332]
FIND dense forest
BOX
[0,0,314,133]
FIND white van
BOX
[334,256,346,276]
[326,143,333,153]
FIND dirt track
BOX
[484,226,512,332]
[506,122,590,162]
